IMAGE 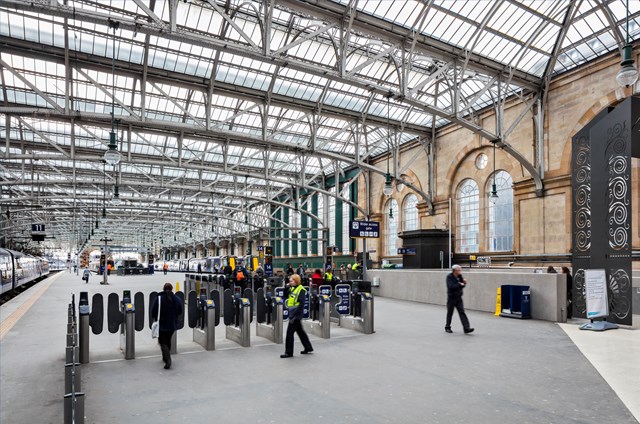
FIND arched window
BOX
[403,194,419,231]
[385,199,399,256]
[487,170,514,252]
[456,179,479,253]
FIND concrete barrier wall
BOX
[366,269,566,322]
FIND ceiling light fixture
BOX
[616,0,638,87]
[489,142,499,205]
[383,92,394,197]
[104,19,121,165]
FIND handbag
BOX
[151,295,161,338]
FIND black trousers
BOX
[158,330,174,363]
[285,319,312,355]
[446,297,470,330]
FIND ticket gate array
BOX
[274,282,374,337]
[185,273,267,294]
[76,281,374,362]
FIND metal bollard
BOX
[319,294,331,339]
[362,293,374,334]
[273,298,284,344]
[64,392,85,424]
[193,299,216,350]
[119,303,135,359]
[64,363,82,393]
[66,345,79,364]
[79,303,90,364]
[240,299,250,347]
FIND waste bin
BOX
[499,285,531,319]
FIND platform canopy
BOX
[1,0,638,251]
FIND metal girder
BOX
[273,22,337,55]
[2,146,363,217]
[0,58,64,113]
[276,0,541,89]
[0,107,424,202]
[0,37,426,133]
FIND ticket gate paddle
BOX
[302,294,331,339]
[339,292,374,334]
[193,295,217,351]
[255,288,284,344]
[223,289,251,347]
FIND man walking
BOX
[281,274,313,358]
[82,268,91,284]
[445,265,474,334]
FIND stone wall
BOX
[359,47,640,265]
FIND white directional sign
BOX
[585,269,608,319]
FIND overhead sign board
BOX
[349,220,380,238]
[31,224,45,232]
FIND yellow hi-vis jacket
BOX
[286,285,307,321]
[287,284,306,307]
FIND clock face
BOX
[475,153,488,170]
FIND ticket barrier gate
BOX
[192,290,218,351]
[302,290,331,339]
[223,288,252,347]
[119,291,136,359]
[255,288,283,344]
[338,290,374,334]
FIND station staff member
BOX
[445,265,474,334]
[281,274,313,358]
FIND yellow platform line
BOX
[0,272,62,340]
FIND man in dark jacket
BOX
[445,265,474,334]
[151,283,183,369]
[281,274,313,358]
[285,264,294,276]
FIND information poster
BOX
[585,269,608,319]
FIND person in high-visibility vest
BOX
[280,274,313,358]
[324,268,333,283]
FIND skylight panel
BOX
[442,0,492,22]
[488,2,541,43]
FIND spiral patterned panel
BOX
[608,269,631,320]
[573,269,587,315]
[605,126,630,251]
[572,135,591,254]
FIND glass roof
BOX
[1,0,638,248]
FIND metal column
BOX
[78,304,89,364]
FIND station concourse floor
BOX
[1,271,639,424]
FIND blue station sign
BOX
[349,220,380,238]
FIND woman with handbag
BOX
[151,283,183,369]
